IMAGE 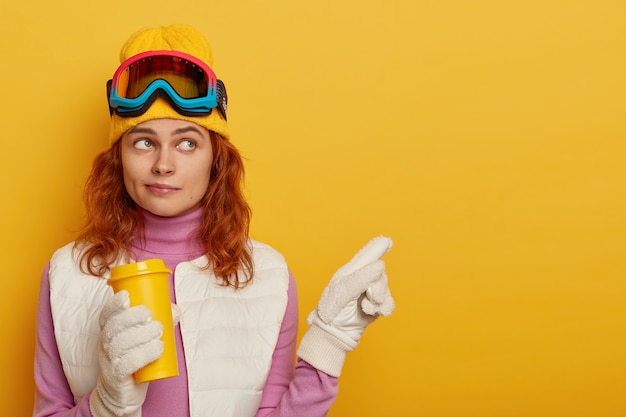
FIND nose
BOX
[152,149,175,175]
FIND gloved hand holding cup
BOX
[108,259,178,382]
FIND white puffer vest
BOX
[48,240,289,417]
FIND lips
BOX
[146,183,180,196]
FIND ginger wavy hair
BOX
[75,131,253,288]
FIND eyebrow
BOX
[128,126,156,135]
[173,126,204,135]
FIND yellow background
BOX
[1,0,625,416]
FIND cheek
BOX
[121,157,142,196]
[121,168,137,201]
[190,160,213,197]
[194,170,212,195]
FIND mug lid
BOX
[109,259,171,281]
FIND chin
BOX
[143,207,182,218]
[144,204,198,218]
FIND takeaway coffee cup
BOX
[109,259,178,383]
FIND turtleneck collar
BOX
[130,206,206,260]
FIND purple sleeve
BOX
[255,272,339,417]
[33,263,93,417]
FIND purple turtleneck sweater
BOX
[33,208,338,417]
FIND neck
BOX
[130,207,206,260]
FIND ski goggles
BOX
[107,50,227,118]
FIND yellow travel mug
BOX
[109,259,179,383]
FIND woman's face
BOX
[120,118,214,217]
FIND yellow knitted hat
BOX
[108,24,229,145]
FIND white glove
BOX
[297,236,395,377]
[90,290,164,417]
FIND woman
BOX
[33,24,394,417]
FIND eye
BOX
[134,139,153,150]
[178,139,196,151]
